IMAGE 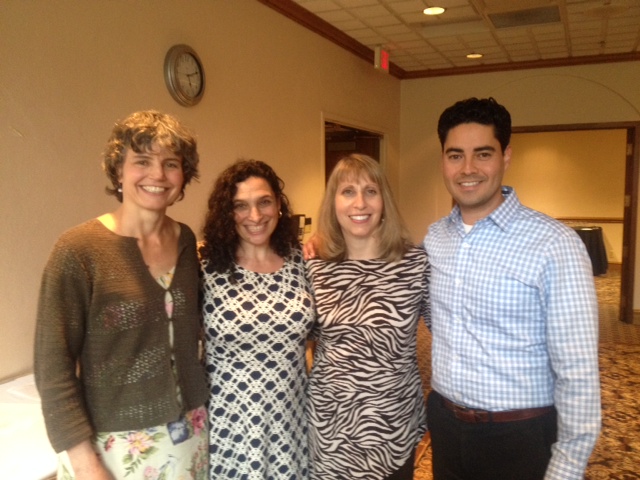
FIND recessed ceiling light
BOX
[466,52,483,59]
[423,6,445,16]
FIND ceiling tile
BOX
[281,0,640,75]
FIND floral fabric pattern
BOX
[57,407,208,480]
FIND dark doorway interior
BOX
[324,122,382,183]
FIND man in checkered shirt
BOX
[424,97,601,480]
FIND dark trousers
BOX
[383,449,416,480]
[427,390,557,480]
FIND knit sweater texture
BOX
[34,219,208,453]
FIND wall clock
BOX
[164,44,205,107]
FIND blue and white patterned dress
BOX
[200,249,314,480]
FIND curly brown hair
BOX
[199,159,298,280]
[102,110,199,202]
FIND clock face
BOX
[176,53,203,99]
[164,45,205,106]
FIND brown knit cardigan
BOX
[34,219,208,453]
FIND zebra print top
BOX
[306,245,430,479]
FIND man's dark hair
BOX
[437,97,512,152]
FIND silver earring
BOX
[117,184,122,193]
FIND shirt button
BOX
[455,278,462,286]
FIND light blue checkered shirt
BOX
[423,187,601,480]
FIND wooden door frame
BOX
[512,122,640,324]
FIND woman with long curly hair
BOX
[199,159,314,479]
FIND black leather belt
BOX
[441,396,554,423]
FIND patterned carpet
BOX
[414,266,640,479]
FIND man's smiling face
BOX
[441,122,511,225]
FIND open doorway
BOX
[324,121,383,183]
[512,123,639,324]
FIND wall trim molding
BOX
[557,217,623,224]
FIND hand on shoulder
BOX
[302,233,318,260]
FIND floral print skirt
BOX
[57,406,208,480]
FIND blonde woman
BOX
[306,154,430,479]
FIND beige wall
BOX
[2,0,639,381]
[509,130,625,264]
[399,62,640,308]
[0,0,401,381]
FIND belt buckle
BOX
[451,403,474,423]
[472,409,490,423]
[452,403,488,423]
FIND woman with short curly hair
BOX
[35,110,208,480]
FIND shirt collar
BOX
[447,186,520,232]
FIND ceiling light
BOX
[423,6,445,16]
[466,53,483,59]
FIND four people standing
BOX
[305,154,430,479]
[35,101,601,479]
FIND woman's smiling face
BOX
[334,174,383,242]
[118,144,184,212]
[233,176,281,249]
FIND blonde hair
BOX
[317,153,410,262]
